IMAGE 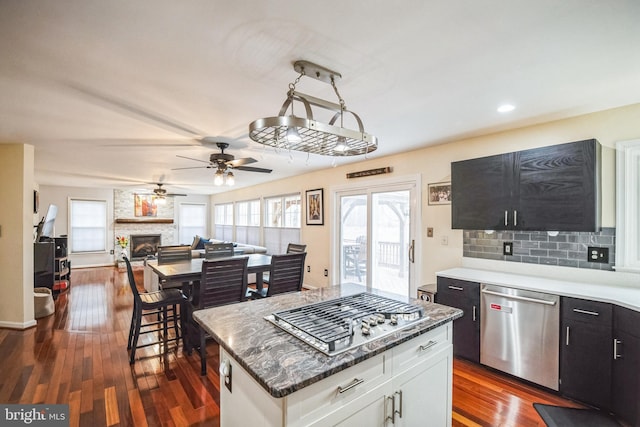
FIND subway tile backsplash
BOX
[463,228,615,271]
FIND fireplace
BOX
[130,234,161,259]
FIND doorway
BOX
[335,177,419,297]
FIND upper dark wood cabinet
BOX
[451,139,601,231]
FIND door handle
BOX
[481,289,557,306]
[504,210,508,226]
[408,239,415,263]
[566,326,570,346]
[394,390,403,419]
[614,339,622,360]
[572,308,599,316]
[514,210,518,227]
[473,305,477,322]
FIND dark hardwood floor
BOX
[0,266,583,426]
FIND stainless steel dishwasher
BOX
[480,284,560,390]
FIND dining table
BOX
[147,253,272,293]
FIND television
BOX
[36,204,58,242]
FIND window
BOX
[616,139,640,272]
[179,203,207,244]
[235,199,260,246]
[264,193,301,254]
[214,203,233,241]
[70,199,107,253]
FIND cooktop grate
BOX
[265,293,425,356]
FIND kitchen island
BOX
[193,283,462,427]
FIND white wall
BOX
[211,103,640,288]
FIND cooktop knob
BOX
[361,325,371,335]
[377,314,386,324]
[390,314,398,325]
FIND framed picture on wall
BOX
[428,182,452,205]
[134,194,158,217]
[306,188,324,225]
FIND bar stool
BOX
[124,257,186,364]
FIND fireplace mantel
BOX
[115,218,174,224]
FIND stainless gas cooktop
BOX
[264,293,428,356]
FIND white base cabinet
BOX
[220,322,453,427]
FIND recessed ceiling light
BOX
[497,104,516,113]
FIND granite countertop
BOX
[193,283,462,398]
[437,267,640,312]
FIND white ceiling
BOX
[1,1,639,195]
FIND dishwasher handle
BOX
[481,289,557,306]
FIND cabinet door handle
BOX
[572,308,599,316]
[448,285,464,291]
[504,210,508,226]
[566,326,570,346]
[419,340,438,352]
[614,339,622,360]
[385,395,394,424]
[514,210,518,227]
[389,394,396,424]
[394,390,403,419]
[473,305,477,322]
[337,378,364,394]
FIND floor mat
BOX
[533,403,622,427]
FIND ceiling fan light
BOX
[286,126,302,144]
[154,195,167,205]
[214,170,224,186]
[225,171,235,186]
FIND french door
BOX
[335,178,419,297]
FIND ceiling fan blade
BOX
[167,193,188,197]
[171,166,212,170]
[227,157,257,167]
[176,155,211,164]
[233,165,273,173]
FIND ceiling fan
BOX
[136,183,187,202]
[173,142,272,186]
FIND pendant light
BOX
[249,60,378,157]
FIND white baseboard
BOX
[0,319,37,330]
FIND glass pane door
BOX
[371,190,411,296]
[338,184,415,297]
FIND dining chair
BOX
[204,242,234,259]
[157,245,192,264]
[184,256,249,375]
[286,243,307,253]
[157,245,193,291]
[124,257,186,365]
[260,243,307,286]
[249,252,306,299]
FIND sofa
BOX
[190,236,268,258]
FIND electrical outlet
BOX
[110,249,114,254]
[427,227,434,238]
[503,242,513,256]
[307,265,311,273]
[588,246,609,263]
[324,269,328,277]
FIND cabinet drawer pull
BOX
[504,210,508,226]
[566,326,570,346]
[448,285,464,291]
[572,308,599,316]
[337,378,364,394]
[514,210,518,226]
[419,340,438,352]
[473,305,477,322]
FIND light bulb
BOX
[286,126,302,144]
[225,172,235,186]
[154,196,166,205]
[334,137,349,152]
[214,170,224,186]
